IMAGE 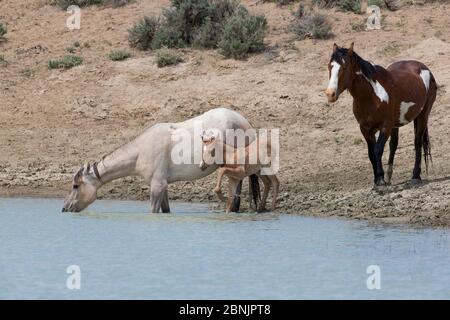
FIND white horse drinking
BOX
[62,108,256,213]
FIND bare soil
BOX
[1,0,450,226]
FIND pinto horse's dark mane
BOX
[331,47,376,81]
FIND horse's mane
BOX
[331,48,376,81]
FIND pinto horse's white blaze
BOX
[327,61,341,90]
[420,69,431,92]
[399,101,415,124]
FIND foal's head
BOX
[200,131,220,171]
[325,42,358,103]
[62,162,100,212]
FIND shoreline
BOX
[2,177,449,228]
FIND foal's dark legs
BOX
[386,128,399,185]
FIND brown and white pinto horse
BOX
[325,43,437,187]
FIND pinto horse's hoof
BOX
[407,178,423,186]
[372,180,388,193]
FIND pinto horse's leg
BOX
[373,128,391,186]
[360,126,377,184]
[386,128,399,185]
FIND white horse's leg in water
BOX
[150,179,168,213]
[161,190,170,213]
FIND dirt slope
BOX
[1,0,450,226]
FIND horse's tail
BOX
[423,127,432,174]
[423,69,436,175]
[249,174,260,209]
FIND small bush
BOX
[0,55,7,65]
[109,49,131,61]
[218,13,267,59]
[311,0,338,8]
[53,0,130,9]
[337,0,361,13]
[292,9,332,40]
[155,48,183,67]
[108,0,130,7]
[128,16,160,50]
[259,0,298,5]
[48,55,83,69]
[0,22,7,38]
[56,0,103,10]
[350,20,365,32]
[21,68,36,78]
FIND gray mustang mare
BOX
[62,108,256,213]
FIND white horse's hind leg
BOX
[150,180,168,213]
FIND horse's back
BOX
[388,60,435,93]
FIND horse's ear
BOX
[83,162,90,175]
[333,43,338,53]
[74,167,83,182]
[348,42,354,55]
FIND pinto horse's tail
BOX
[423,127,432,174]
[249,174,261,210]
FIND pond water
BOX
[0,198,449,299]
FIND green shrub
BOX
[155,48,183,67]
[56,0,103,10]
[0,55,6,65]
[0,22,7,38]
[21,68,36,78]
[108,0,130,7]
[311,0,338,8]
[292,9,332,40]
[48,55,83,69]
[108,49,131,61]
[337,0,361,13]
[129,0,267,59]
[257,0,297,5]
[218,13,267,59]
[128,16,160,50]
[53,0,130,9]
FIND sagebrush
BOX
[109,50,131,61]
[291,7,333,40]
[0,22,7,38]
[155,48,183,67]
[128,0,267,58]
[48,55,83,69]
[54,0,130,9]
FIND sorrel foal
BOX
[325,43,437,188]
[200,131,279,213]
